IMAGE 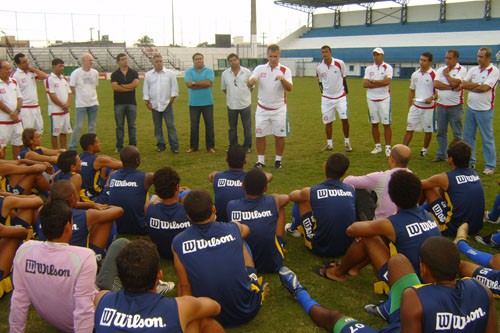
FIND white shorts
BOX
[321,96,348,124]
[255,104,289,137]
[20,106,44,132]
[50,113,73,136]
[0,122,23,147]
[367,98,391,125]
[406,105,436,133]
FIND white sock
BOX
[375,143,381,148]
[385,145,391,149]
[344,138,350,144]
[275,155,282,161]
[258,155,265,164]
[327,139,333,146]
[421,148,427,152]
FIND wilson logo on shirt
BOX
[317,189,353,199]
[109,179,138,187]
[230,210,273,221]
[181,234,237,254]
[406,220,438,237]
[217,179,242,187]
[25,259,71,277]
[435,307,486,330]
[149,218,190,230]
[455,174,480,185]
[99,308,167,328]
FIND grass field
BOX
[1,76,499,332]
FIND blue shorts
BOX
[334,317,378,333]
[473,267,500,297]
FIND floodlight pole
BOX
[172,0,175,45]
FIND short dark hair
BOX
[57,150,78,173]
[22,128,37,148]
[192,52,204,60]
[244,169,267,196]
[184,189,213,223]
[52,58,64,66]
[420,236,459,281]
[40,199,72,240]
[49,179,75,202]
[14,53,26,64]
[321,45,332,52]
[267,44,280,54]
[117,239,160,293]
[227,53,239,61]
[227,144,246,169]
[388,170,421,209]
[116,53,127,62]
[421,52,433,62]
[479,47,492,58]
[447,140,471,168]
[325,153,349,179]
[154,167,180,199]
[120,146,140,168]
[80,133,97,151]
[447,49,459,59]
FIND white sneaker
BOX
[419,149,427,157]
[482,168,495,175]
[322,145,333,152]
[371,146,382,154]
[484,211,500,224]
[285,223,301,238]
[345,142,353,152]
[156,280,175,296]
[385,146,391,157]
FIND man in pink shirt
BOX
[344,144,411,219]
[9,199,97,333]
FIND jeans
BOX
[463,106,496,169]
[114,104,137,149]
[435,104,463,159]
[152,106,179,151]
[69,105,98,150]
[228,105,252,150]
[189,105,214,150]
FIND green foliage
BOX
[1,77,499,332]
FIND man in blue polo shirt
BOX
[185,53,215,153]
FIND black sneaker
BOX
[275,160,282,169]
[254,162,265,169]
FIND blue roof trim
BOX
[303,18,500,38]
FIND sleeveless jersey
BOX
[309,179,356,257]
[38,209,89,247]
[172,222,261,326]
[18,146,43,160]
[53,171,74,183]
[388,207,441,275]
[227,195,283,273]
[444,168,484,235]
[108,169,148,235]
[95,291,181,332]
[412,278,490,332]
[146,202,191,259]
[79,152,106,201]
[213,170,246,222]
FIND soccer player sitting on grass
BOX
[94,239,224,333]
[227,168,289,273]
[287,153,356,258]
[52,150,84,197]
[421,140,485,236]
[279,237,497,333]
[0,158,52,195]
[172,189,264,327]
[146,166,191,259]
[316,170,441,282]
[209,144,272,222]
[18,128,62,164]
[454,222,500,297]
[79,133,122,204]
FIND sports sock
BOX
[296,290,319,314]
[275,155,282,162]
[491,232,500,245]
[258,155,265,164]
[291,203,300,230]
[327,139,333,146]
[385,145,391,149]
[375,143,381,148]
[344,138,350,143]
[457,240,492,267]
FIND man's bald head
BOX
[120,145,140,169]
[390,144,411,168]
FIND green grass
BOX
[1,77,499,332]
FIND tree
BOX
[135,35,155,47]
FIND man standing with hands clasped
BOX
[248,44,292,169]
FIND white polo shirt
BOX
[316,58,346,99]
[69,67,99,107]
[464,64,499,111]
[435,64,467,107]
[45,73,71,115]
[410,68,436,108]
[11,69,39,106]
[221,66,252,110]
[364,62,393,101]
[142,67,179,112]
[0,78,22,122]
[250,62,292,110]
